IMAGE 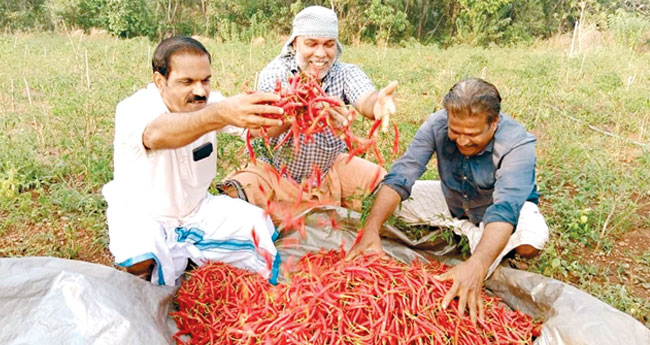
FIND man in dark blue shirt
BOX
[347,78,548,324]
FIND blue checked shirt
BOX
[383,110,540,227]
[255,53,375,182]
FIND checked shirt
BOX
[255,53,375,182]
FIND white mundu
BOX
[395,180,549,276]
[103,83,279,286]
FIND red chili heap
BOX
[172,250,541,345]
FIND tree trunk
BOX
[417,1,427,39]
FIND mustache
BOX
[188,95,207,102]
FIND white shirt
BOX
[103,83,242,219]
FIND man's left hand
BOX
[323,97,351,129]
[373,81,398,132]
[435,258,488,325]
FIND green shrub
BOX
[607,9,650,51]
[0,0,53,31]
[206,0,292,42]
[1,0,649,48]
[452,0,515,45]
[105,0,156,38]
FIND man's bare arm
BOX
[144,93,284,149]
[437,221,512,324]
[355,81,398,128]
[345,185,401,259]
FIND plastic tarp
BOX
[1,206,648,345]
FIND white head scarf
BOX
[280,5,343,58]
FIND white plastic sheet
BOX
[1,206,648,345]
[0,257,176,345]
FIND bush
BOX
[607,9,650,51]
[206,0,293,42]
[1,0,648,48]
[0,0,53,31]
[104,0,156,38]
[333,0,409,44]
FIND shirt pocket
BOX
[181,137,217,188]
[473,184,495,206]
[470,169,495,206]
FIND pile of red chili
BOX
[172,250,541,344]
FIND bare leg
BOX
[515,244,540,258]
[125,259,155,281]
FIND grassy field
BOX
[0,32,648,327]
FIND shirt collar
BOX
[476,138,494,156]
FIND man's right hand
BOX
[214,92,284,129]
[345,185,401,260]
[345,227,384,260]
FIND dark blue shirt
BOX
[383,110,539,226]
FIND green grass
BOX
[0,32,648,326]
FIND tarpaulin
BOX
[1,206,648,344]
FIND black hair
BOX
[442,78,502,123]
[152,36,211,78]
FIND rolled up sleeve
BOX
[383,116,437,200]
[482,139,537,226]
[342,64,375,106]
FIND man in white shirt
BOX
[102,36,285,286]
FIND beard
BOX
[295,52,331,80]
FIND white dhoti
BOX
[394,180,549,276]
[105,193,280,286]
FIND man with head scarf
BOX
[222,6,398,220]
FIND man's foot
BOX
[515,244,540,258]
[216,180,248,201]
[126,259,155,281]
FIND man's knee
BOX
[515,244,540,258]
[125,259,155,280]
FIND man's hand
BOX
[214,92,284,129]
[326,103,351,129]
[435,257,488,325]
[344,185,401,260]
[345,228,384,260]
[434,221,512,324]
[373,81,398,132]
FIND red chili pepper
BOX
[368,118,383,138]
[368,167,382,192]
[251,228,259,249]
[393,122,400,155]
[373,145,385,166]
[311,164,322,188]
[330,212,341,230]
[245,130,256,165]
[291,122,301,155]
[262,164,281,184]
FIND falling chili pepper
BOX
[244,74,399,239]
[393,122,399,155]
[246,130,256,165]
